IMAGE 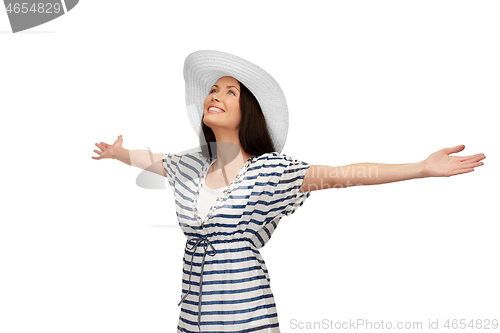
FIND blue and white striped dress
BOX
[163,150,312,333]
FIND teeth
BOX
[208,107,224,113]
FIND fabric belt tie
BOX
[178,235,217,332]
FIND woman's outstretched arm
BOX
[300,145,485,192]
[92,135,166,177]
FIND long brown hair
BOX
[200,80,275,160]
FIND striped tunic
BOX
[163,150,312,333]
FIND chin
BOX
[202,118,216,128]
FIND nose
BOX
[212,94,220,103]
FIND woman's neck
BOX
[212,142,252,171]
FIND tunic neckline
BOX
[192,154,258,229]
[203,159,229,191]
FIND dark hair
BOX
[200,80,275,159]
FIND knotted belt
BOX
[178,235,217,332]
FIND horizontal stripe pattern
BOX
[163,151,312,332]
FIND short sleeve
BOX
[162,153,179,196]
[259,153,312,217]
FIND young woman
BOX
[92,50,485,333]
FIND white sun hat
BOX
[183,50,289,154]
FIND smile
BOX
[208,106,225,113]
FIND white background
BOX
[1,1,498,332]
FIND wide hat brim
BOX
[183,50,289,154]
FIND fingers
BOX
[92,149,102,160]
[93,138,119,159]
[93,137,119,160]
[454,153,486,163]
[95,143,105,151]
[462,161,484,169]
[443,144,465,155]
[448,160,484,176]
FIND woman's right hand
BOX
[92,135,124,160]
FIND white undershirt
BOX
[198,170,228,220]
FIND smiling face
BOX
[203,76,242,132]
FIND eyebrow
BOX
[212,84,240,92]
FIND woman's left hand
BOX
[422,144,485,177]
